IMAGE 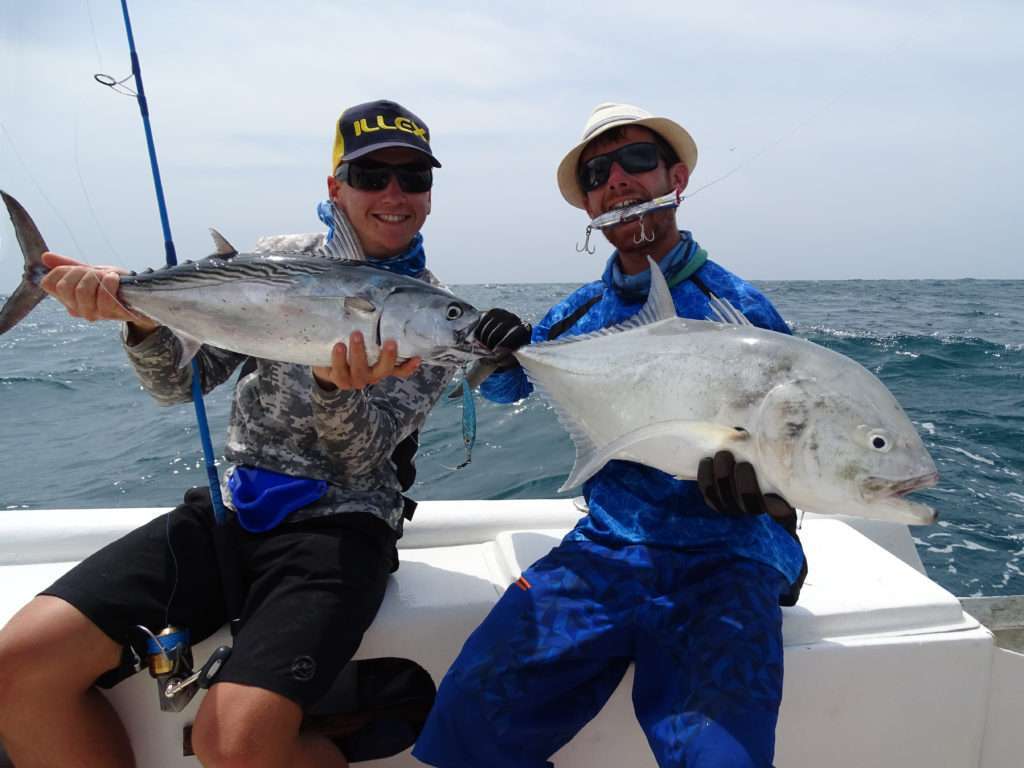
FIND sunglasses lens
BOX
[346,164,390,191]
[577,143,662,193]
[395,167,433,194]
[618,143,660,174]
[578,156,612,193]
[342,162,432,193]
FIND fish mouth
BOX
[437,320,489,363]
[863,471,940,500]
[857,472,940,524]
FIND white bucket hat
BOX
[556,102,698,209]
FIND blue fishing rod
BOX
[105,0,238,712]
[110,0,225,523]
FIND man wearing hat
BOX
[413,104,807,768]
[0,100,466,768]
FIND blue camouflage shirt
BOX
[480,232,805,585]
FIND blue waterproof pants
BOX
[413,538,788,768]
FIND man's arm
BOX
[123,326,247,406]
[310,359,455,476]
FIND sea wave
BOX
[1,279,1022,598]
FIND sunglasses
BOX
[577,142,663,193]
[336,160,433,194]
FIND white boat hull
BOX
[1,499,1022,767]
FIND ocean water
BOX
[1,280,1022,598]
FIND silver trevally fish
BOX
[0,191,482,367]
[513,258,939,525]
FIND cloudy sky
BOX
[1,1,1021,291]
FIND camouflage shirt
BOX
[122,232,457,533]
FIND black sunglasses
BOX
[337,160,433,194]
[577,142,663,193]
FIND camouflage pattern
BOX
[123,232,457,532]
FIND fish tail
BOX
[0,191,50,334]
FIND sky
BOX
[1,0,1021,292]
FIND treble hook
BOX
[632,216,655,245]
[576,225,595,254]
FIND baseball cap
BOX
[332,99,441,172]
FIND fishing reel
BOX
[140,625,231,712]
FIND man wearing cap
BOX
[412,103,807,768]
[0,100,465,768]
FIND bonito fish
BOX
[514,259,940,525]
[0,191,482,367]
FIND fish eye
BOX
[446,303,464,321]
[869,431,891,452]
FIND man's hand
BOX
[312,331,421,391]
[699,450,807,606]
[40,252,158,333]
[474,308,531,353]
[697,450,795,519]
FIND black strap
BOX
[546,270,718,342]
[547,294,603,340]
[688,273,713,299]
[392,432,420,522]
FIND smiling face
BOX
[579,126,690,272]
[328,146,432,259]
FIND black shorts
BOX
[42,487,398,708]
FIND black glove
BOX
[697,450,794,518]
[474,308,532,352]
[697,450,807,606]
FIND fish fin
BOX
[514,257,678,354]
[321,205,366,262]
[0,277,48,335]
[174,332,204,368]
[208,229,238,258]
[0,191,51,335]
[634,255,679,324]
[344,297,377,314]
[518,374,603,484]
[558,420,751,492]
[706,294,753,327]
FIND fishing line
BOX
[0,123,92,261]
[580,12,935,250]
[83,0,107,73]
[680,12,935,202]
[71,110,126,266]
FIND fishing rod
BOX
[104,0,237,713]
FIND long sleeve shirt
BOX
[123,232,456,533]
[481,234,805,584]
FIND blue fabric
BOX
[227,466,328,533]
[603,230,698,300]
[414,538,786,768]
[316,200,426,277]
[479,234,804,586]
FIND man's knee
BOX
[679,713,776,768]
[191,683,303,768]
[0,597,120,724]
